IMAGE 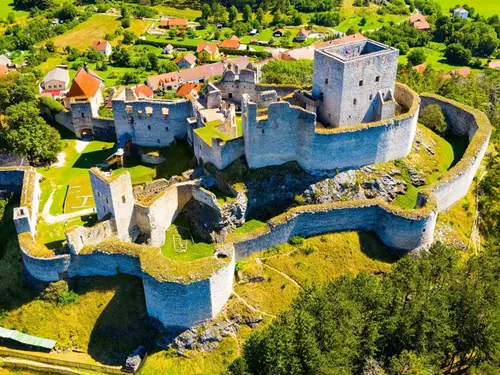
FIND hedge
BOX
[39,96,65,115]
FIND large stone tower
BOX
[312,39,399,128]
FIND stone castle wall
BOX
[112,98,193,147]
[243,83,419,172]
[193,132,245,170]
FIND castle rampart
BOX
[193,131,245,170]
[243,83,419,172]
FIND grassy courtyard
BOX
[160,214,215,261]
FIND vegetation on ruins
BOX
[260,59,314,86]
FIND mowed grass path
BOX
[52,14,121,51]
[437,0,500,17]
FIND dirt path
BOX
[53,151,66,167]
[231,291,276,319]
[1,357,92,375]
[260,261,302,289]
[41,190,95,224]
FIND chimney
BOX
[83,61,89,72]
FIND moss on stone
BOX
[18,232,58,258]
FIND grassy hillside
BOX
[437,0,500,17]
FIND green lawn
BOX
[337,13,407,33]
[160,214,215,261]
[153,4,202,20]
[437,0,500,17]
[0,0,28,19]
[194,120,232,146]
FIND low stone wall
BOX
[19,234,235,329]
[92,118,116,142]
[66,220,115,255]
[54,110,74,134]
[420,94,492,212]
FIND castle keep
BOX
[3,37,492,330]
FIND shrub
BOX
[395,41,409,55]
[419,104,447,136]
[294,194,306,205]
[289,236,305,245]
[39,96,64,115]
[41,280,69,303]
[301,245,315,255]
[58,290,78,305]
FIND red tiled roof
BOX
[219,36,240,49]
[176,82,202,97]
[411,64,426,73]
[0,64,8,75]
[197,42,218,55]
[147,56,250,90]
[134,84,154,98]
[91,40,110,52]
[451,67,471,77]
[174,53,197,66]
[409,14,426,23]
[66,66,101,99]
[297,28,310,37]
[488,61,500,69]
[160,18,188,27]
[413,20,431,30]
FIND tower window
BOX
[81,112,85,118]
[122,196,126,203]
[165,127,169,131]
[157,139,160,143]
[353,99,357,105]
[324,78,328,84]
[369,94,373,100]
[375,76,380,82]
[97,191,100,197]
[148,125,151,130]
[105,198,108,204]
[359,80,363,87]
[262,129,265,134]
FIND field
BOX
[0,0,28,19]
[437,0,500,17]
[52,14,121,51]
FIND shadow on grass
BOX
[445,131,468,169]
[84,276,159,366]
[72,148,115,169]
[358,231,404,265]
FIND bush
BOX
[39,96,64,115]
[445,43,472,66]
[58,290,79,305]
[301,245,315,255]
[395,41,409,55]
[294,194,306,205]
[41,280,69,303]
[407,48,427,67]
[289,236,305,245]
[419,104,447,135]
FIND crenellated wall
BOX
[243,83,419,172]
[112,96,193,147]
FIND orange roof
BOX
[174,52,197,66]
[0,64,8,75]
[488,61,500,69]
[297,28,310,37]
[134,84,154,98]
[413,20,431,30]
[91,40,110,52]
[274,28,284,34]
[197,42,218,55]
[160,18,188,27]
[451,67,471,77]
[176,82,202,97]
[66,66,101,99]
[411,64,426,73]
[219,36,240,49]
[409,14,426,23]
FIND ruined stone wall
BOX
[243,84,419,172]
[421,94,492,212]
[66,220,116,255]
[91,118,116,142]
[233,202,435,259]
[112,99,193,147]
[54,110,74,134]
[193,132,245,170]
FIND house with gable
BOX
[91,40,113,57]
[196,42,219,62]
[40,66,70,98]
[174,52,197,69]
[295,28,310,42]
[453,7,469,19]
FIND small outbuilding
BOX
[453,7,469,20]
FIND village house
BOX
[196,42,219,62]
[159,17,189,29]
[163,44,174,54]
[295,28,310,42]
[174,52,197,69]
[146,56,249,90]
[409,14,431,31]
[0,65,8,76]
[40,66,70,97]
[91,40,113,57]
[134,84,154,99]
[273,28,284,37]
[0,54,11,66]
[218,36,240,50]
[64,65,104,116]
[453,7,469,19]
[488,61,500,69]
[175,82,202,98]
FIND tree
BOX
[118,71,140,85]
[7,12,15,24]
[110,46,132,67]
[201,4,212,20]
[261,59,314,86]
[0,72,38,114]
[229,5,238,25]
[243,4,253,23]
[121,18,131,28]
[122,31,136,45]
[255,8,264,23]
[58,3,78,21]
[395,41,409,55]
[444,43,472,65]
[121,6,129,19]
[2,102,61,164]
[45,41,55,53]
[407,48,427,66]
[419,104,447,135]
